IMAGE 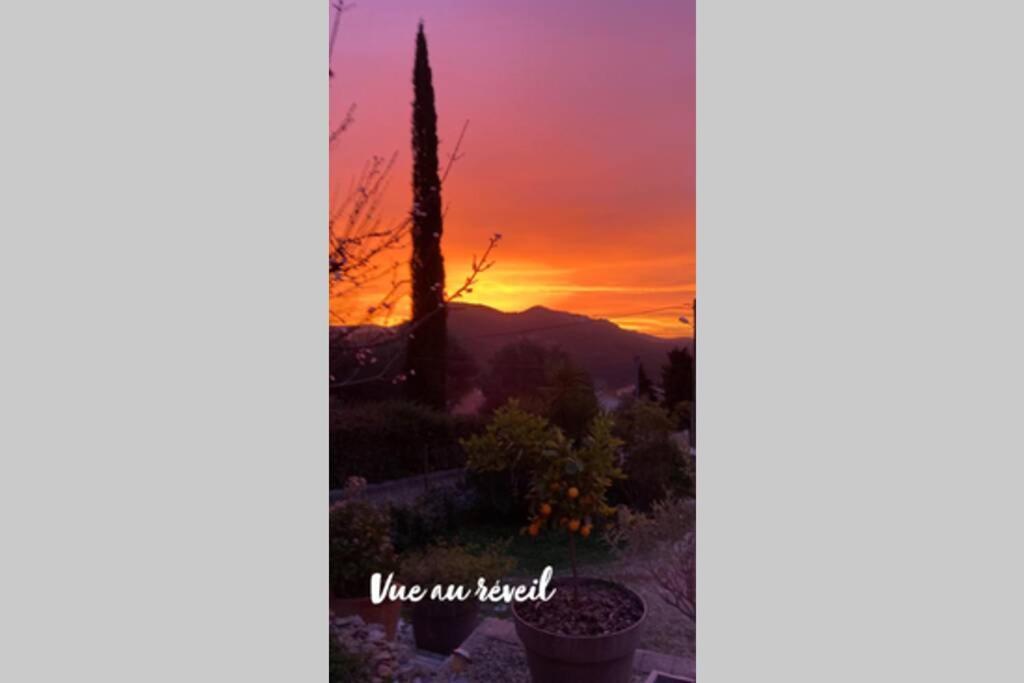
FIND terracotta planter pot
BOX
[411,599,480,654]
[330,593,402,640]
[512,578,647,683]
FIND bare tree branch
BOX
[328,13,499,391]
[440,119,469,185]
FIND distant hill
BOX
[331,303,691,391]
[448,303,689,389]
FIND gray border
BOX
[0,0,326,680]
[698,1,1024,680]
[3,1,1024,681]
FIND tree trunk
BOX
[569,533,579,602]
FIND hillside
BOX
[332,303,691,391]
[448,303,688,389]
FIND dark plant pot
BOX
[643,673,695,683]
[412,599,480,654]
[330,593,402,640]
[512,578,647,683]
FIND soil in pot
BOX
[517,580,644,637]
[513,578,646,683]
[411,599,480,654]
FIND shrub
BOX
[400,542,514,594]
[389,488,478,554]
[329,635,371,683]
[612,397,675,447]
[330,400,482,486]
[463,401,554,522]
[614,439,694,511]
[670,400,694,433]
[605,497,695,623]
[329,499,398,599]
[610,399,694,510]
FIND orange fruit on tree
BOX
[568,518,581,532]
[580,525,592,538]
[528,524,540,537]
[539,503,552,516]
[567,487,580,499]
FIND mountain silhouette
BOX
[331,302,691,390]
[447,303,689,389]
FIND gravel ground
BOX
[388,558,694,682]
[442,636,651,683]
[588,560,695,659]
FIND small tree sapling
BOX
[523,415,624,600]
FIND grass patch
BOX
[442,522,616,576]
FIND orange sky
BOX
[331,0,695,338]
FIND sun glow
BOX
[330,0,695,339]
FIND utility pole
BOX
[691,298,696,450]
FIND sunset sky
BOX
[330,0,694,338]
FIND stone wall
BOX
[330,467,465,507]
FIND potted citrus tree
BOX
[400,542,513,654]
[512,415,647,683]
[329,497,402,639]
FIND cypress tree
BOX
[636,362,656,401]
[405,22,447,408]
[661,347,695,408]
